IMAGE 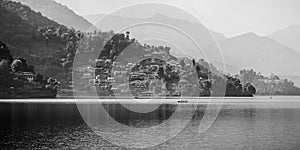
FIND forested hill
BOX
[0,0,67,59]
[1,0,64,28]
[0,0,81,85]
[13,0,97,31]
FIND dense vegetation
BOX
[73,32,256,97]
[0,0,82,86]
[0,41,59,98]
[239,69,300,95]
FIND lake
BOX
[1,96,300,149]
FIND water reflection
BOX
[102,103,178,128]
[1,98,300,149]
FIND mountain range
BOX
[84,13,300,76]
[219,32,300,74]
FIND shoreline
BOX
[1,96,300,104]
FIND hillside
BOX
[0,0,79,85]
[269,25,300,54]
[0,0,67,60]
[1,0,64,28]
[13,0,97,31]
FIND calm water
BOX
[1,96,300,149]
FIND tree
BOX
[239,69,257,85]
[158,66,164,79]
[270,73,280,80]
[11,58,29,72]
[0,41,13,62]
[0,59,11,87]
[179,59,185,69]
[126,31,130,40]
[244,83,256,96]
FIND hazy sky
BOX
[55,0,300,37]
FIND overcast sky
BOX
[55,0,300,37]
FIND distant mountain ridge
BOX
[13,0,97,31]
[219,32,300,75]
[269,25,300,54]
[84,13,227,66]
[84,13,300,76]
